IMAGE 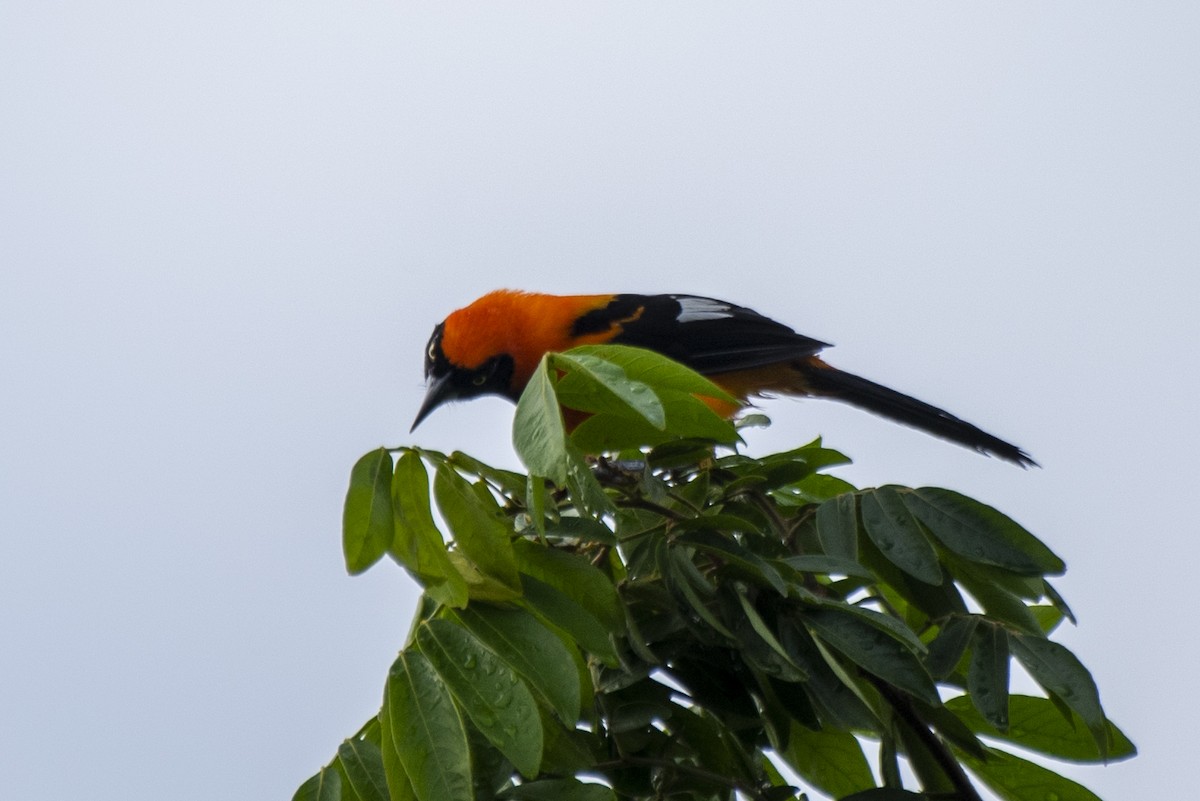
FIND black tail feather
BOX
[798,363,1037,467]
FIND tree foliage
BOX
[299,346,1133,801]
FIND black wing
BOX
[571,294,828,375]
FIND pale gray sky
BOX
[2,3,1197,800]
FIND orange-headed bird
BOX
[413,290,1035,466]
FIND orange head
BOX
[412,290,618,430]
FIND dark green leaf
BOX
[959,745,1103,801]
[343,448,394,575]
[513,539,623,629]
[391,452,467,608]
[453,605,582,724]
[840,790,929,801]
[417,619,543,777]
[543,515,616,544]
[1043,579,1077,624]
[955,567,1043,636]
[433,463,521,593]
[378,703,416,801]
[665,546,733,637]
[779,721,875,799]
[732,587,806,680]
[904,488,1064,576]
[1010,634,1109,757]
[538,706,598,775]
[293,767,342,801]
[669,703,757,783]
[780,554,873,579]
[947,695,1136,763]
[811,599,927,654]
[504,777,617,801]
[337,739,388,801]
[383,651,471,801]
[676,530,788,595]
[860,487,942,585]
[804,608,939,705]
[519,574,618,663]
[968,623,1011,731]
[926,615,978,680]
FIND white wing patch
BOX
[673,296,735,323]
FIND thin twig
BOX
[874,681,984,801]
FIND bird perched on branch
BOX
[413,290,1035,467]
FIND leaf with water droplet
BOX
[452,606,582,724]
[417,619,543,777]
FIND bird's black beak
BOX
[411,372,455,432]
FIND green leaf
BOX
[519,574,618,663]
[343,448,394,575]
[668,703,756,784]
[803,608,939,705]
[504,777,617,801]
[779,721,875,799]
[568,398,736,454]
[550,352,666,428]
[513,356,568,483]
[664,546,733,637]
[453,605,582,724]
[433,463,521,593]
[840,791,929,801]
[538,706,597,775]
[1043,579,1077,624]
[447,450,528,498]
[383,651,471,801]
[903,488,1064,576]
[810,599,927,655]
[417,619,543,777]
[513,539,624,630]
[926,615,978,680]
[378,703,417,801]
[777,472,858,504]
[959,745,1104,801]
[566,344,739,404]
[543,515,616,544]
[968,622,1011,731]
[676,530,788,595]
[391,452,467,608]
[955,567,1043,636]
[293,767,342,801]
[563,442,616,516]
[1029,604,1066,635]
[946,694,1136,763]
[780,554,873,579]
[731,587,806,680]
[1010,634,1109,757]
[337,739,388,801]
[860,486,942,585]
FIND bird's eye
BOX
[472,373,488,386]
[427,341,438,361]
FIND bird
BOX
[412,290,1035,466]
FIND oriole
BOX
[413,290,1034,466]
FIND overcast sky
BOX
[2,3,1197,800]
